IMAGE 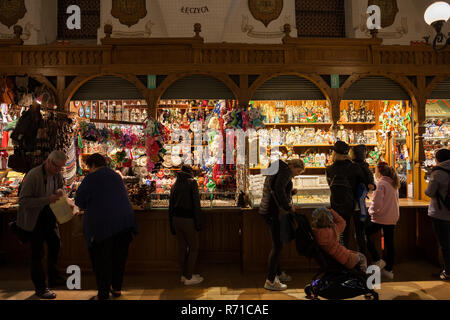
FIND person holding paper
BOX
[17,150,67,300]
[75,153,137,300]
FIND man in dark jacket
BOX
[260,159,305,291]
[169,165,203,285]
[75,153,137,300]
[326,141,368,248]
[425,148,450,281]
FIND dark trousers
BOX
[431,218,450,274]
[265,215,283,282]
[172,217,199,280]
[332,205,353,248]
[30,206,61,292]
[353,211,368,256]
[88,230,132,300]
[365,222,395,271]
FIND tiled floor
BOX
[0,261,449,300]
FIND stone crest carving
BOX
[248,0,283,28]
[0,0,27,28]
[111,0,147,27]
[368,0,399,28]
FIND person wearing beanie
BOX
[350,145,376,256]
[425,148,450,281]
[169,165,204,285]
[326,141,368,248]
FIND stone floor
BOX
[0,260,449,300]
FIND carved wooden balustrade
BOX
[0,37,448,70]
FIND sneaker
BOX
[440,271,449,281]
[264,278,287,291]
[184,276,204,285]
[374,259,386,270]
[110,289,122,298]
[181,274,201,283]
[278,271,292,282]
[35,288,56,300]
[381,269,394,280]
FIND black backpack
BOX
[431,167,450,210]
[295,214,318,258]
[328,164,355,212]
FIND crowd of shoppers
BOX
[11,142,450,298]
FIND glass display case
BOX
[248,174,330,208]
[148,191,236,209]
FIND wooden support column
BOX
[57,76,65,112]
[239,74,250,107]
[146,88,159,119]
[330,88,342,131]
[413,76,427,200]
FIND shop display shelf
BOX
[426,115,450,118]
[158,105,214,109]
[423,136,450,140]
[267,144,377,148]
[264,122,332,126]
[89,119,145,126]
[337,122,376,125]
[249,166,327,170]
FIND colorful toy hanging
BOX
[144,118,168,173]
[378,101,411,139]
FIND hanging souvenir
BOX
[85,105,91,119]
[78,105,84,118]
[115,104,122,121]
[123,107,130,122]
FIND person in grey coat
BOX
[425,148,450,281]
[17,150,67,299]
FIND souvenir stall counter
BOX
[240,199,430,272]
[56,98,255,271]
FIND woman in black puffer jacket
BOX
[169,165,203,285]
[326,141,368,248]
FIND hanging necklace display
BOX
[108,102,115,121]
[78,104,85,118]
[116,103,122,121]
[85,104,91,119]
[101,102,107,120]
[123,106,130,122]
[92,102,97,119]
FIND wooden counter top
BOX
[398,198,429,208]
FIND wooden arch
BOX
[155,72,241,105]
[248,72,332,103]
[339,72,419,107]
[424,75,450,99]
[64,73,149,110]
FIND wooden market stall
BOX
[0,24,449,273]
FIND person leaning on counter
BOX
[75,153,138,300]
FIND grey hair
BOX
[48,150,67,163]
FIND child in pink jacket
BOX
[366,162,400,280]
[312,208,367,272]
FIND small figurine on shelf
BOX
[340,109,348,123]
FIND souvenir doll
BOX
[340,109,348,123]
